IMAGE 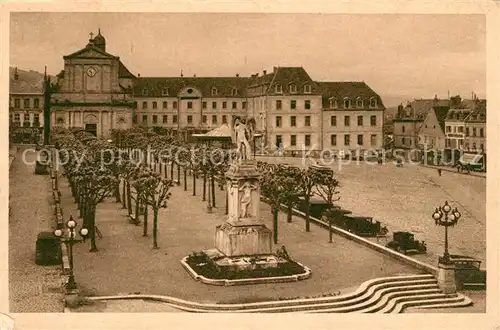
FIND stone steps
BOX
[89,274,473,313]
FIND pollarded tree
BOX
[260,164,298,244]
[314,172,341,243]
[132,168,174,249]
[297,167,324,232]
[73,160,118,252]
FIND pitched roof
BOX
[433,106,450,132]
[63,44,117,59]
[9,68,45,94]
[119,61,136,79]
[250,67,320,95]
[316,81,385,109]
[134,77,252,97]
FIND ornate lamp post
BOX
[432,201,461,264]
[432,201,461,294]
[54,215,89,290]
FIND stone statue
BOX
[233,118,254,161]
[239,181,258,218]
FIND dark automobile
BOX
[449,254,486,290]
[297,198,332,220]
[327,213,388,237]
[35,231,61,265]
[386,231,427,255]
[343,215,389,237]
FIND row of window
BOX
[11,113,40,126]
[330,115,377,127]
[11,98,40,109]
[143,87,243,97]
[274,134,377,147]
[275,100,311,110]
[273,84,312,94]
[445,126,485,137]
[140,114,233,125]
[275,115,311,127]
[445,139,484,151]
[141,100,247,110]
[329,98,378,109]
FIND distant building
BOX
[417,106,449,164]
[9,67,44,143]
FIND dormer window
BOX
[211,87,218,96]
[142,89,148,96]
[162,88,169,96]
[344,98,351,109]
[231,88,238,96]
[289,84,297,93]
[275,84,282,94]
[356,98,363,108]
[304,84,311,94]
[329,99,338,109]
[369,97,377,108]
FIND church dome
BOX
[93,29,106,52]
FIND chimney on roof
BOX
[263,70,267,76]
[181,70,183,78]
[138,73,140,77]
[236,73,239,77]
[14,67,19,80]
[193,74,196,78]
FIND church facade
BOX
[52,30,136,137]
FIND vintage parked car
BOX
[386,231,427,254]
[343,216,389,237]
[449,254,486,290]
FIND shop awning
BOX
[458,153,484,165]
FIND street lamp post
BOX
[54,215,89,291]
[432,201,461,294]
[432,201,461,264]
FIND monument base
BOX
[215,221,272,257]
[437,262,457,294]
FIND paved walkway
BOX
[421,164,486,178]
[64,164,421,306]
[9,148,65,313]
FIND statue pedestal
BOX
[215,222,272,257]
[437,262,457,294]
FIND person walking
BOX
[438,168,442,176]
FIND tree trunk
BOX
[211,176,216,207]
[329,219,333,243]
[88,206,98,252]
[202,174,207,201]
[127,182,132,215]
[225,189,229,215]
[192,172,197,196]
[287,205,293,222]
[305,196,311,232]
[143,202,148,236]
[134,194,140,224]
[122,179,127,209]
[115,178,121,203]
[164,163,167,178]
[183,168,188,191]
[273,207,279,244]
[170,161,174,180]
[177,163,181,184]
[153,208,159,249]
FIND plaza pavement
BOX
[256,156,486,268]
[64,165,423,306]
[9,149,65,312]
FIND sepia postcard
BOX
[1,1,499,330]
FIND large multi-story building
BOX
[28,31,386,153]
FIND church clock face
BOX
[86,66,97,77]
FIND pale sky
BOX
[10,12,486,106]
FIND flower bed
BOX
[185,252,307,280]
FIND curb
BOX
[180,257,312,286]
[420,165,486,178]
